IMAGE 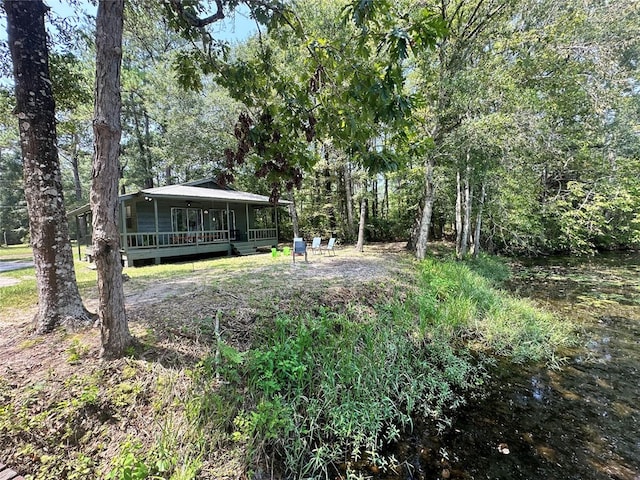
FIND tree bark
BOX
[5,0,93,333]
[355,187,367,252]
[67,133,83,201]
[455,169,462,256]
[472,180,486,259]
[460,162,473,258]
[344,161,355,239]
[415,155,435,260]
[383,174,389,220]
[91,0,132,358]
[288,192,300,238]
[323,156,336,232]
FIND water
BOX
[381,252,640,480]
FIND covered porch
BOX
[70,183,289,266]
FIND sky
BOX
[1,0,257,87]
[42,0,257,42]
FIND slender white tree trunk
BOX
[355,181,367,252]
[455,169,462,257]
[460,161,473,258]
[92,0,132,358]
[473,180,486,259]
[288,192,300,238]
[344,162,355,239]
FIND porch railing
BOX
[122,230,231,250]
[122,228,278,250]
[248,228,277,241]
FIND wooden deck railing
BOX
[122,230,230,250]
[122,228,277,250]
[248,228,277,241]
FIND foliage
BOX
[187,253,573,477]
[415,257,575,362]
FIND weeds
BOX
[186,255,574,477]
[0,245,576,479]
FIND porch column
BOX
[120,201,127,250]
[246,203,250,242]
[153,198,160,264]
[75,214,81,260]
[226,202,231,255]
[274,206,279,244]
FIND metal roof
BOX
[140,185,291,206]
[67,184,291,217]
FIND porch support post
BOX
[226,202,231,255]
[120,201,127,251]
[246,203,250,243]
[120,201,129,267]
[274,205,279,244]
[76,214,81,260]
[153,198,160,264]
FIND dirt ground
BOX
[1,241,413,366]
[0,242,416,477]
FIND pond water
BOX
[379,252,640,480]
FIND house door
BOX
[211,209,236,240]
[171,207,203,240]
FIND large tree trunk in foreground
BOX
[91,0,132,358]
[5,0,92,333]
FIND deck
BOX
[118,228,277,266]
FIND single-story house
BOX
[68,178,290,267]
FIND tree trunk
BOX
[323,161,336,233]
[131,93,154,189]
[288,192,300,238]
[344,162,355,239]
[355,184,367,252]
[472,180,486,259]
[455,169,462,256]
[6,0,92,333]
[372,177,378,219]
[460,162,473,258]
[91,0,132,359]
[415,155,435,260]
[383,174,389,220]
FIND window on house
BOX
[211,209,235,232]
[125,205,133,229]
[171,207,203,233]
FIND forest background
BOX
[0,0,639,257]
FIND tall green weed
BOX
[188,254,573,477]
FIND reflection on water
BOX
[378,252,640,480]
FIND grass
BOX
[0,243,34,259]
[0,243,576,479]
[183,253,574,478]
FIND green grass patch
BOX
[413,257,575,363]
[0,243,33,259]
[186,254,574,477]
[0,262,98,311]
